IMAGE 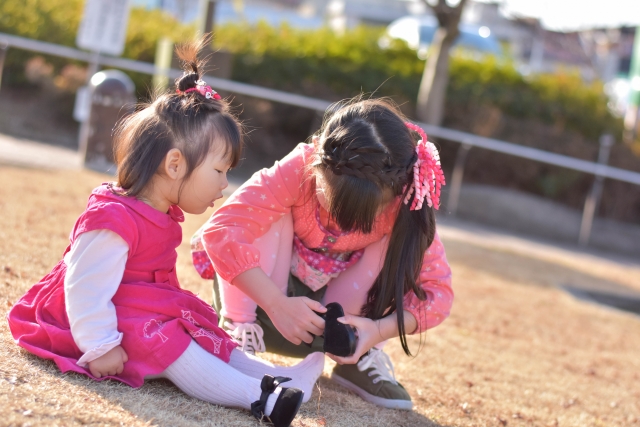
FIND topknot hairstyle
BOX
[112,34,242,199]
[312,97,436,356]
[175,37,210,93]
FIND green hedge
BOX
[214,22,422,102]
[213,22,622,142]
[447,57,622,140]
[0,2,624,141]
[1,6,636,221]
[0,0,193,89]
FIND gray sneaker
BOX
[331,348,413,410]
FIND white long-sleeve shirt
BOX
[63,229,128,367]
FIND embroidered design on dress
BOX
[182,310,222,354]
[143,319,168,343]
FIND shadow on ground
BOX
[5,343,445,427]
[443,237,640,317]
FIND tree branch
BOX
[423,0,468,30]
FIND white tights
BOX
[147,341,324,411]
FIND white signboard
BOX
[76,0,130,56]
[73,86,90,122]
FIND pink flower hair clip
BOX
[176,80,221,100]
[403,122,446,211]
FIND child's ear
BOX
[163,148,184,180]
[312,135,320,148]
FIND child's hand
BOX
[325,314,383,365]
[88,345,128,378]
[269,295,326,345]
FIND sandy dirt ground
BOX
[1,165,639,427]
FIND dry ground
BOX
[1,165,639,427]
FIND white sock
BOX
[158,340,280,415]
[228,349,325,403]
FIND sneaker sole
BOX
[331,373,413,411]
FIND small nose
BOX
[221,173,229,190]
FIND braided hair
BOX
[113,35,242,198]
[313,98,436,356]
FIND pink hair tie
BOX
[403,122,445,211]
[176,80,221,100]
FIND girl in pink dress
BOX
[191,98,453,411]
[7,39,323,427]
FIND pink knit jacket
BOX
[198,143,453,333]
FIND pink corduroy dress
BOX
[7,184,236,387]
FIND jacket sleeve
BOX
[200,143,312,283]
[403,232,453,333]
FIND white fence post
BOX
[578,134,614,246]
[77,51,101,161]
[446,143,472,216]
[0,41,8,90]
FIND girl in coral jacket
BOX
[192,98,454,411]
[7,39,323,427]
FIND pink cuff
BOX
[219,261,262,285]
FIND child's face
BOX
[178,147,230,214]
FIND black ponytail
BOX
[314,98,436,356]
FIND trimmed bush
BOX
[1,6,636,222]
[213,22,622,142]
[0,4,622,142]
[0,0,193,89]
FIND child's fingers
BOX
[308,322,324,337]
[309,312,325,334]
[303,298,326,313]
[287,336,302,345]
[120,347,129,363]
[326,353,359,365]
[299,330,315,345]
[337,314,357,326]
[325,353,340,364]
[89,366,102,378]
[286,328,314,345]
[289,334,305,345]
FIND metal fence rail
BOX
[0,33,333,112]
[1,32,639,246]
[419,124,640,186]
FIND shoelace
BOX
[357,348,398,385]
[224,322,266,354]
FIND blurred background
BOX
[1,0,639,257]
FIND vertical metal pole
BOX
[153,37,173,91]
[446,143,472,216]
[197,0,216,36]
[204,0,216,35]
[578,134,614,246]
[78,50,101,162]
[0,42,8,91]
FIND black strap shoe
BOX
[251,375,304,427]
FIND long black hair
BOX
[112,36,242,198]
[313,98,436,356]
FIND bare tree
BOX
[416,0,467,126]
